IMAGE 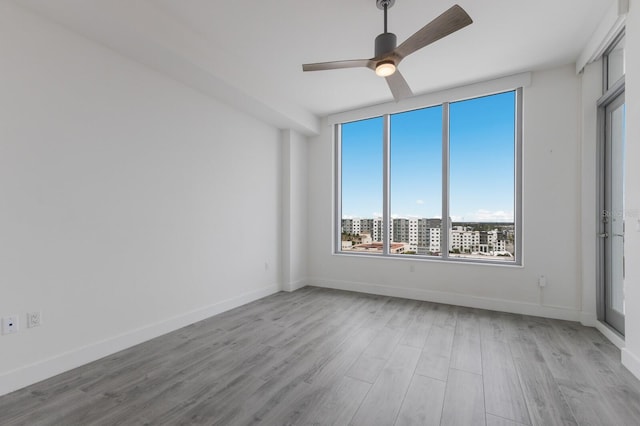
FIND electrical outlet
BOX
[538,275,547,288]
[2,316,19,335]
[27,311,41,328]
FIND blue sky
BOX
[341,91,515,222]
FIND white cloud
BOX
[463,209,514,222]
[391,212,441,220]
[416,199,425,205]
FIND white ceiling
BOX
[19,0,612,134]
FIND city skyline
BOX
[341,217,515,259]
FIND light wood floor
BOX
[2,287,640,425]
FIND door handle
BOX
[612,233,624,237]
[598,233,609,238]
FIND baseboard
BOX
[580,311,598,327]
[622,348,640,380]
[594,321,625,349]
[0,283,280,397]
[283,279,308,292]
[308,278,582,321]
[580,314,626,351]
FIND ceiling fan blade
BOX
[394,4,472,60]
[385,70,413,102]
[302,59,374,72]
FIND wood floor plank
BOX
[415,323,455,381]
[298,376,371,426]
[399,302,435,349]
[256,321,364,384]
[164,373,267,425]
[597,384,640,425]
[93,374,203,425]
[2,287,640,426]
[350,345,421,426]
[580,325,622,363]
[0,389,91,425]
[450,307,483,375]
[386,299,422,329]
[523,317,640,424]
[556,380,622,426]
[549,319,640,394]
[486,413,529,426]
[482,338,531,425]
[394,374,446,426]
[302,326,378,386]
[243,379,327,426]
[359,325,405,360]
[37,392,129,426]
[441,368,486,426]
[509,333,578,426]
[347,327,404,383]
[346,353,387,383]
[478,310,516,344]
[215,287,312,330]
[366,297,403,329]
[524,317,594,385]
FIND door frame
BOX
[596,78,625,334]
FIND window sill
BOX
[332,251,523,268]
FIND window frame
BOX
[596,28,626,332]
[334,87,523,266]
[602,30,625,93]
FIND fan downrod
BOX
[375,0,397,57]
[376,0,395,10]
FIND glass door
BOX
[601,93,626,334]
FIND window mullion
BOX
[383,114,391,255]
[334,124,342,254]
[515,88,523,264]
[441,103,450,259]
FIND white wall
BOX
[281,129,309,291]
[307,65,584,320]
[622,0,640,378]
[0,1,282,395]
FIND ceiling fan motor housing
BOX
[375,32,397,58]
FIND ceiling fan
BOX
[302,0,473,102]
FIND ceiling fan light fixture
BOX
[375,61,396,77]
[302,3,473,101]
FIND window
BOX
[604,33,625,91]
[390,106,442,257]
[336,89,522,264]
[340,117,384,254]
[449,92,517,260]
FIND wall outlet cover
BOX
[2,316,19,335]
[538,275,547,287]
[27,312,42,328]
